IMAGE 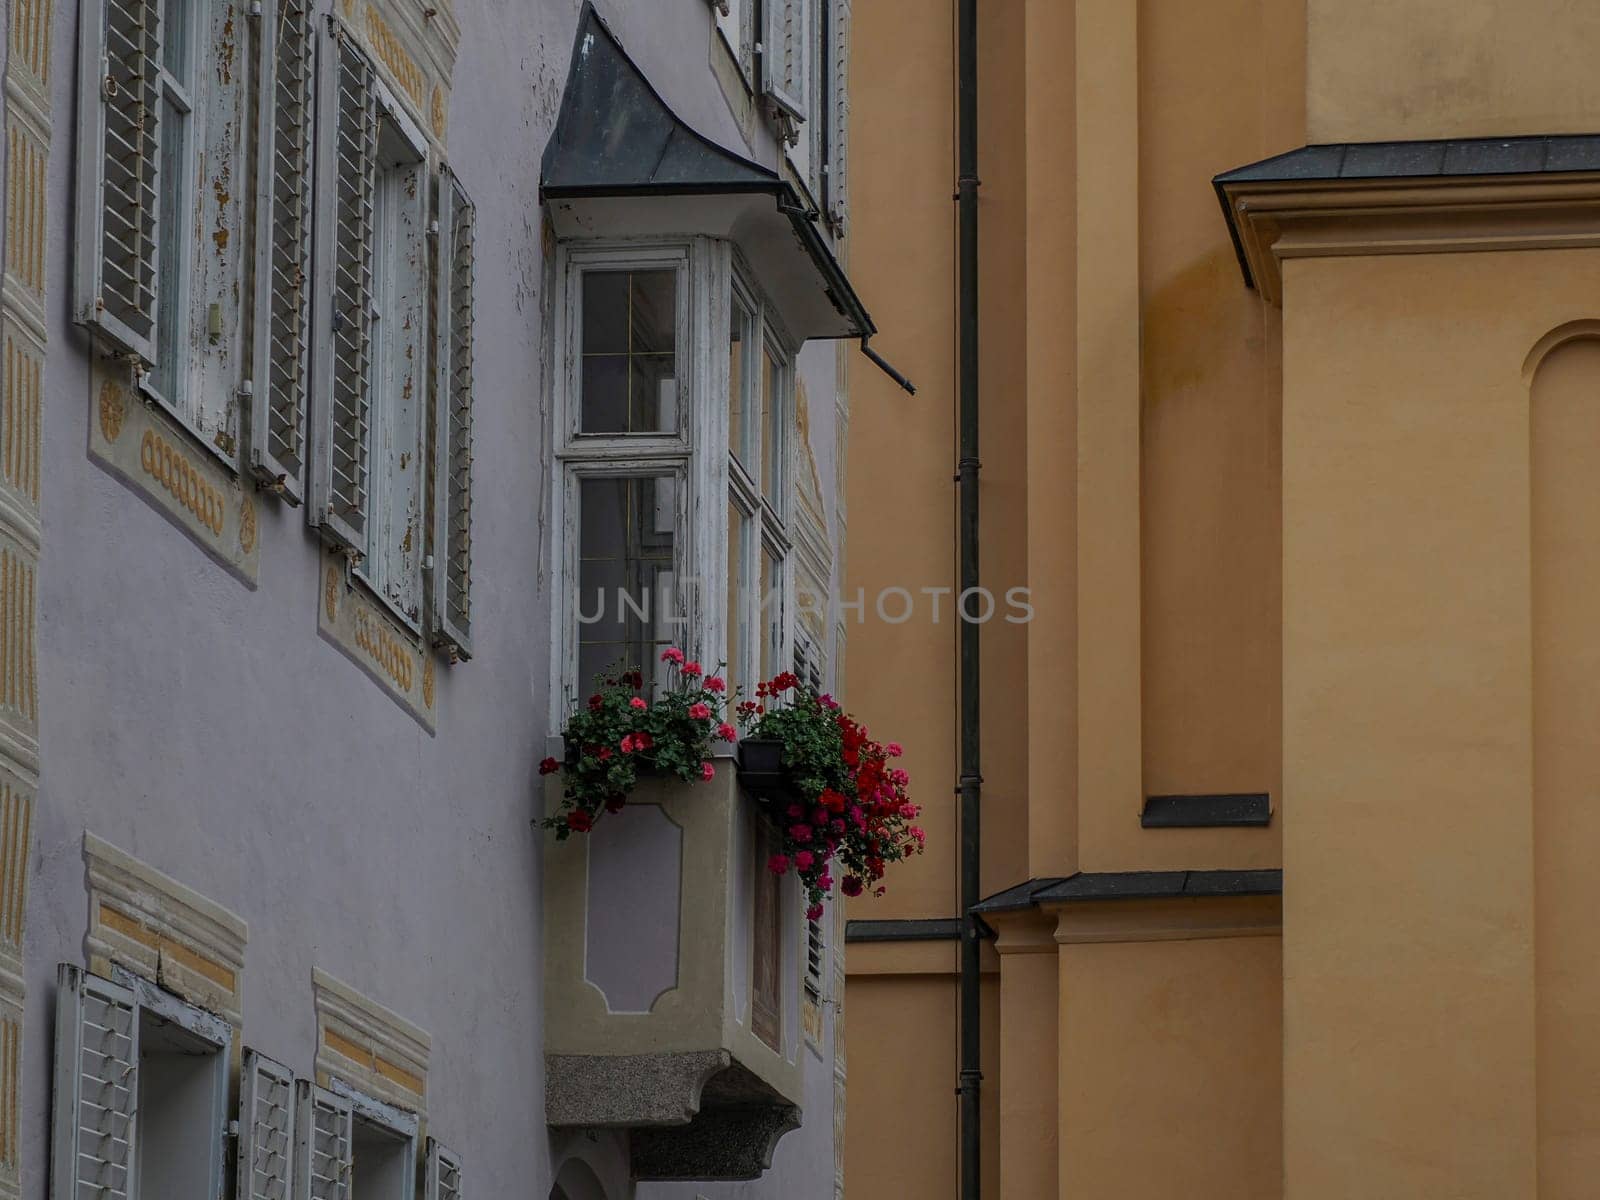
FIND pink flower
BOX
[629,696,647,710]
[841,876,863,897]
[566,810,593,833]
[688,702,711,720]
[716,722,737,742]
[661,647,685,665]
[705,676,727,693]
[767,854,790,875]
[700,761,716,782]
[539,757,561,775]
[794,850,815,871]
[887,742,904,757]
[818,872,833,890]
[620,734,635,753]
[634,731,654,751]
[819,693,840,710]
[805,903,824,923]
[789,823,814,843]
[682,661,703,677]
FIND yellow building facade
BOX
[842,1,1600,1196]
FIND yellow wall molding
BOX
[1050,894,1283,946]
[312,967,431,1114]
[346,0,460,147]
[1219,172,1600,306]
[84,832,249,1022]
[87,362,261,582]
[319,547,436,729]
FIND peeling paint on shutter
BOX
[250,0,316,504]
[50,964,139,1200]
[73,0,162,361]
[239,1050,296,1200]
[827,0,851,226]
[292,1081,353,1200]
[762,0,808,121]
[424,1138,462,1200]
[430,167,475,660]
[309,20,378,556]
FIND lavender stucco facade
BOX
[5,0,856,1196]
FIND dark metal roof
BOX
[1214,132,1600,287]
[1141,793,1272,829]
[971,869,1283,915]
[844,918,962,944]
[540,3,875,342]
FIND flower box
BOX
[734,737,789,799]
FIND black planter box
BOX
[735,738,791,800]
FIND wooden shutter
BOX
[73,0,162,361]
[762,0,808,120]
[425,1138,463,1200]
[309,20,378,555]
[292,1081,353,1200]
[430,168,476,659]
[250,0,317,503]
[239,1050,297,1200]
[805,911,826,1000]
[826,0,851,226]
[50,964,139,1200]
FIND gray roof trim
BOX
[1213,133,1600,287]
[971,869,1283,915]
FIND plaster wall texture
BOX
[22,2,846,1199]
[1277,247,1600,1197]
[1307,0,1600,142]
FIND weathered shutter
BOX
[309,20,378,555]
[292,1081,353,1200]
[762,0,808,120]
[50,964,139,1200]
[430,168,475,660]
[250,0,317,503]
[73,0,162,361]
[805,911,826,1000]
[424,1138,463,1200]
[826,0,850,226]
[239,1050,296,1200]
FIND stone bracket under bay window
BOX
[543,766,806,1181]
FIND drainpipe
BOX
[955,0,982,1196]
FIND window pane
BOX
[760,544,783,682]
[578,476,678,695]
[729,298,754,467]
[147,95,188,408]
[162,0,191,78]
[580,269,677,433]
[727,500,751,699]
[762,347,781,504]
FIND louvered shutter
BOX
[424,1139,462,1200]
[250,0,317,504]
[430,168,475,660]
[826,0,850,226]
[239,1050,296,1200]
[292,1082,353,1200]
[309,20,378,555]
[73,0,162,361]
[762,0,808,120]
[50,964,139,1200]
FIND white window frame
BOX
[50,963,232,1200]
[328,1077,419,1200]
[548,238,798,725]
[75,0,255,470]
[355,83,431,632]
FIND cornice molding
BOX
[1219,171,1600,305]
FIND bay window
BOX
[551,240,795,716]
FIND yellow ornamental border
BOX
[139,429,225,536]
